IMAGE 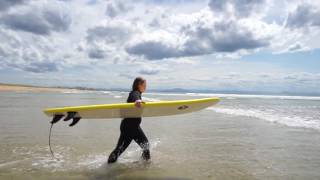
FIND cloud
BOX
[126,20,269,60]
[43,9,72,32]
[275,41,311,54]
[183,21,269,54]
[84,20,134,60]
[0,29,61,73]
[282,72,320,83]
[88,49,106,59]
[86,24,131,44]
[285,43,310,53]
[165,58,197,65]
[0,0,27,11]
[2,58,60,73]
[139,67,160,75]
[288,43,302,51]
[208,0,266,17]
[119,73,135,79]
[126,41,181,60]
[1,12,51,35]
[22,62,58,73]
[135,62,166,75]
[0,0,319,94]
[0,6,71,35]
[105,1,131,18]
[286,4,320,29]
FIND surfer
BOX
[108,77,150,163]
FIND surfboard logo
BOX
[178,105,189,110]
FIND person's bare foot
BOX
[142,150,150,161]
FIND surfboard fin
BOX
[50,114,64,124]
[63,112,77,121]
[69,117,81,127]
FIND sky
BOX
[0,0,319,94]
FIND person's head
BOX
[132,77,146,93]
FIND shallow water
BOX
[1,91,320,179]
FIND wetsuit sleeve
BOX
[127,91,141,103]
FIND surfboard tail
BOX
[50,112,81,127]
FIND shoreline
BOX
[0,83,87,93]
[1,83,320,99]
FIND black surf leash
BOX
[48,112,81,160]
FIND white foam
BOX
[32,154,66,170]
[119,139,161,163]
[77,139,161,168]
[61,91,95,94]
[62,91,78,94]
[146,92,320,100]
[144,92,187,96]
[142,97,161,102]
[10,145,71,172]
[77,153,108,170]
[0,159,27,168]
[211,94,320,100]
[7,140,161,172]
[113,95,122,98]
[209,107,320,130]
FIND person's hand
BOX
[135,100,145,108]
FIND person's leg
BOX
[108,132,132,163]
[133,126,150,161]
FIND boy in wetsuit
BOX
[108,77,150,163]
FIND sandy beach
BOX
[0,83,86,93]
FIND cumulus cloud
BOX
[88,49,106,59]
[208,0,266,17]
[139,67,160,75]
[0,6,71,35]
[119,73,135,79]
[134,61,167,75]
[286,4,320,29]
[0,0,27,11]
[1,12,51,35]
[288,43,302,51]
[22,62,58,73]
[105,1,131,18]
[0,0,318,94]
[183,20,269,54]
[126,41,181,60]
[281,43,310,53]
[43,9,72,32]
[86,24,132,44]
[85,21,133,60]
[0,28,62,73]
[126,20,269,60]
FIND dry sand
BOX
[0,83,84,93]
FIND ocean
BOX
[0,91,320,179]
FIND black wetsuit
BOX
[108,90,150,163]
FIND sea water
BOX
[0,91,320,179]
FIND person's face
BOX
[138,80,146,93]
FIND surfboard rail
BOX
[44,97,220,117]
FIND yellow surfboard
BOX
[44,97,219,124]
